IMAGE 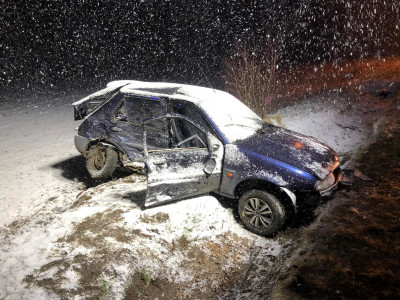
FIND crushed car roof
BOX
[114,80,229,105]
[73,80,230,107]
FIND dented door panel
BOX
[144,115,223,206]
[145,148,220,205]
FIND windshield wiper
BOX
[256,122,273,134]
[225,123,259,130]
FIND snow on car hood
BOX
[235,124,339,180]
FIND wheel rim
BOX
[93,148,106,170]
[244,197,273,228]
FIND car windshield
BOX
[197,93,263,143]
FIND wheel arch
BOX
[234,179,296,215]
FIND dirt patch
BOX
[124,271,186,300]
[122,231,248,299]
[24,207,145,299]
[59,208,135,245]
[139,212,170,224]
[1,218,30,236]
[69,193,93,209]
[271,101,400,299]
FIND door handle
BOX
[152,159,166,165]
[111,127,122,132]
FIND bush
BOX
[222,41,279,119]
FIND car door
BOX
[143,115,224,207]
[107,96,166,161]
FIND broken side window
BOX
[170,117,207,149]
[144,117,170,150]
[115,100,128,122]
[125,97,164,131]
[167,99,215,134]
[145,116,207,151]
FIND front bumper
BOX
[320,168,354,197]
[297,168,354,208]
[320,173,341,197]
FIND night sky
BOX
[1,0,399,91]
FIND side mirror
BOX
[207,133,221,152]
[203,158,216,175]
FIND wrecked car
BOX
[73,80,344,235]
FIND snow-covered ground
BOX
[0,85,394,299]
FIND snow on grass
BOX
[83,180,281,297]
[0,168,282,298]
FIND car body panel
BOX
[234,125,338,180]
[219,144,319,198]
[106,120,144,161]
[74,134,90,155]
[73,82,128,120]
[145,148,221,206]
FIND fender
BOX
[280,187,297,212]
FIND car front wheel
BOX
[86,144,118,180]
[238,189,286,236]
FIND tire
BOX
[86,144,118,180]
[238,189,286,236]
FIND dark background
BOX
[1,0,399,92]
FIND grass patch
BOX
[99,279,112,299]
[139,270,153,286]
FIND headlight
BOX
[316,173,335,191]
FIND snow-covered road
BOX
[0,94,84,226]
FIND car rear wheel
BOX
[238,189,286,236]
[86,144,118,180]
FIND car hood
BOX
[235,125,339,180]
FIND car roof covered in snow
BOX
[73,80,230,107]
[111,80,230,105]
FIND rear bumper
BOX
[74,134,90,156]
